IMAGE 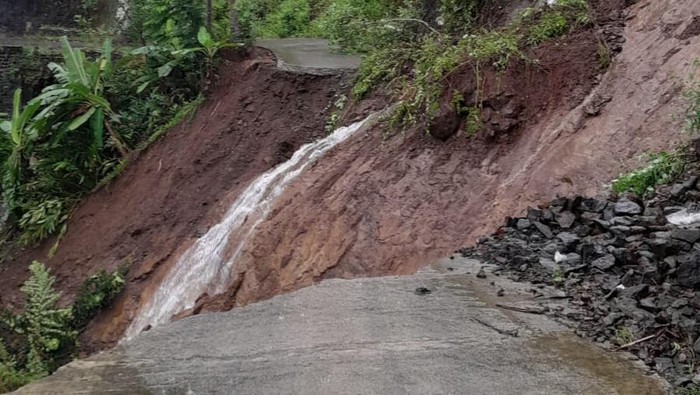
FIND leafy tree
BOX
[141,0,206,49]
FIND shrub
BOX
[684,73,700,135]
[0,339,31,393]
[527,11,568,46]
[0,263,126,391]
[611,150,690,197]
[71,268,126,331]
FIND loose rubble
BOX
[459,171,700,390]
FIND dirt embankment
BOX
[2,0,699,351]
[197,0,700,310]
[0,48,348,350]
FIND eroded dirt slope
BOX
[200,0,700,310]
[0,48,347,349]
[2,0,699,351]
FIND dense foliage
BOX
[0,1,236,247]
[351,0,591,132]
[235,0,592,134]
[0,262,125,392]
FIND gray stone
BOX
[683,176,699,190]
[527,207,542,221]
[630,226,646,234]
[592,219,611,229]
[663,206,686,215]
[557,232,580,250]
[672,228,700,244]
[592,254,616,271]
[670,183,687,197]
[644,206,662,217]
[603,208,615,221]
[620,284,649,300]
[563,253,582,266]
[580,212,602,224]
[581,198,608,213]
[677,252,700,288]
[611,216,634,226]
[538,258,557,273]
[556,211,577,229]
[541,209,554,223]
[602,312,624,326]
[654,357,674,372]
[516,219,532,230]
[639,297,657,311]
[610,225,631,237]
[533,221,554,239]
[614,199,642,216]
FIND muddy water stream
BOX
[124,115,376,340]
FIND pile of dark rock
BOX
[459,172,700,388]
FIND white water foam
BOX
[123,115,373,341]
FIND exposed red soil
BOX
[0,47,347,350]
[195,0,700,311]
[2,0,699,353]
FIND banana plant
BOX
[173,27,242,86]
[32,37,127,159]
[0,89,43,202]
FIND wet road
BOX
[255,38,360,74]
[16,258,667,394]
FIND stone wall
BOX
[0,46,59,114]
[0,0,85,34]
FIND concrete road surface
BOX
[255,38,360,75]
[16,258,668,394]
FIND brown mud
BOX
[1,0,699,352]
[197,0,700,312]
[0,47,348,351]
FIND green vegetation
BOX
[685,69,700,135]
[611,149,690,198]
[0,2,238,247]
[355,0,590,133]
[612,327,634,346]
[0,2,238,390]
[234,0,593,135]
[0,262,76,389]
[71,268,126,332]
[611,69,700,198]
[324,93,348,133]
[678,387,700,395]
[0,262,125,392]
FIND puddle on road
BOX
[531,333,667,395]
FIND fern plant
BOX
[13,261,76,376]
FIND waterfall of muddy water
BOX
[123,115,375,341]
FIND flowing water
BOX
[123,115,375,341]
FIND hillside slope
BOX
[0,48,349,349]
[200,0,700,311]
[1,0,699,352]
